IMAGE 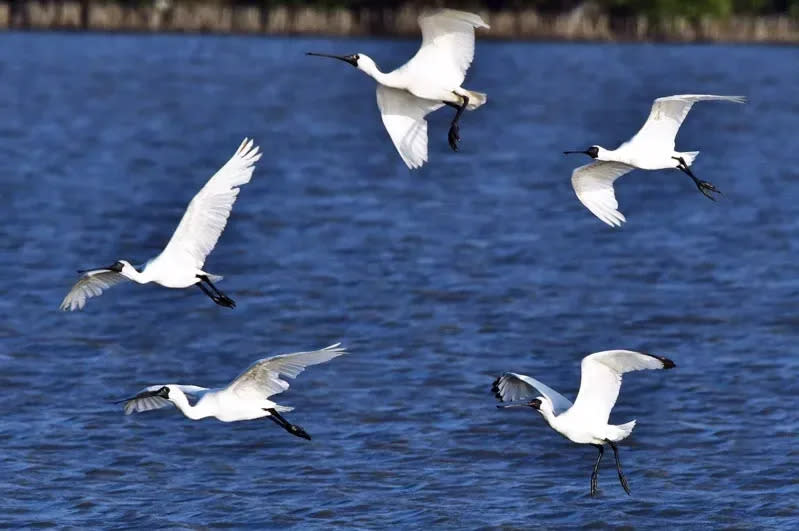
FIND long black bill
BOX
[77,262,122,274]
[563,150,590,155]
[496,399,541,410]
[113,391,155,404]
[306,52,358,67]
[113,387,168,404]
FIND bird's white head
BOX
[563,145,611,161]
[306,52,380,78]
[528,396,555,419]
[151,384,191,408]
[114,260,140,278]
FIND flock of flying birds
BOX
[59,8,746,497]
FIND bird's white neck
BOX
[119,262,152,285]
[359,60,405,90]
[536,400,562,432]
[169,389,209,420]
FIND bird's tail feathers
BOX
[272,404,294,413]
[205,274,224,282]
[680,151,700,166]
[464,90,487,110]
[608,420,636,441]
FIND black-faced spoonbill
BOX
[493,350,675,496]
[60,138,261,311]
[564,94,745,227]
[118,343,347,440]
[307,8,489,169]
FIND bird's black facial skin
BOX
[563,146,599,159]
[306,52,359,67]
[158,386,170,398]
[529,399,542,410]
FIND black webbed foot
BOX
[696,179,722,201]
[212,294,236,308]
[288,424,311,440]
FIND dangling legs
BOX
[672,156,721,200]
[608,441,631,495]
[196,275,235,308]
[444,95,469,152]
[590,443,604,497]
[265,408,311,440]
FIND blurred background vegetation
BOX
[256,0,799,17]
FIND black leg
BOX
[196,275,235,308]
[590,444,604,497]
[608,441,631,495]
[446,95,469,152]
[672,156,721,201]
[196,281,224,305]
[265,408,311,440]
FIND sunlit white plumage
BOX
[493,350,675,496]
[60,138,261,311]
[119,343,347,440]
[565,94,745,227]
[308,9,489,168]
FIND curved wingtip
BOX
[491,375,502,401]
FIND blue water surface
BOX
[0,33,797,528]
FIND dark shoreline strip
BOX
[0,2,797,43]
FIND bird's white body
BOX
[568,94,745,227]
[121,344,347,427]
[158,387,281,422]
[494,350,675,495]
[309,9,489,169]
[61,138,261,310]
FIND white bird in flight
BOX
[564,94,745,227]
[493,350,675,496]
[307,8,489,169]
[117,343,347,440]
[60,138,261,311]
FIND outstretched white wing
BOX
[120,385,208,415]
[626,95,746,151]
[404,9,489,89]
[158,138,261,269]
[376,85,443,169]
[492,372,573,416]
[60,269,128,311]
[569,350,675,424]
[571,161,635,228]
[227,343,347,400]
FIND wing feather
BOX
[407,9,489,88]
[60,270,128,311]
[571,161,634,227]
[227,343,347,400]
[376,85,443,169]
[626,95,746,151]
[158,138,261,269]
[569,350,675,424]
